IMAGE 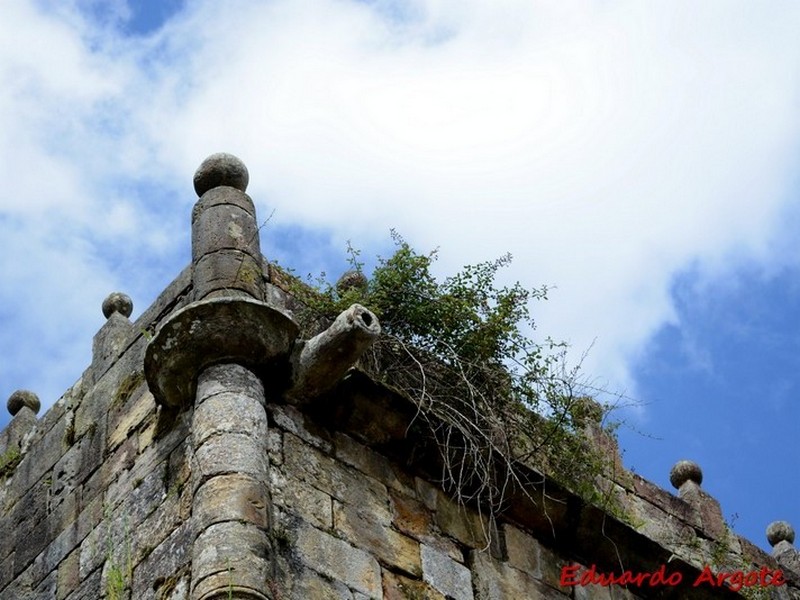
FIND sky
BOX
[1,0,799,553]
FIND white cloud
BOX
[1,0,800,413]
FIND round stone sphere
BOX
[102,292,133,319]
[669,460,703,489]
[7,390,41,416]
[767,521,795,547]
[194,153,249,196]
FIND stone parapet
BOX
[0,152,793,600]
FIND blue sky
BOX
[2,0,800,552]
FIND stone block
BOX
[290,565,357,600]
[63,567,102,600]
[293,521,382,598]
[283,433,390,521]
[193,432,269,482]
[132,488,182,565]
[194,474,269,531]
[267,428,283,465]
[391,490,433,541]
[269,404,333,453]
[90,313,135,385]
[270,468,333,530]
[383,570,446,600]
[190,188,259,262]
[0,552,13,592]
[192,391,267,449]
[12,413,70,499]
[151,569,190,600]
[415,477,439,511]
[470,550,567,600]
[56,549,80,600]
[334,500,421,577]
[73,382,110,445]
[0,407,37,458]
[120,465,169,529]
[503,523,541,575]
[421,544,474,600]
[130,524,192,599]
[191,521,271,599]
[108,391,155,450]
[435,493,490,550]
[193,250,264,300]
[334,431,415,496]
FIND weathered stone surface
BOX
[283,433,390,518]
[144,297,297,408]
[193,152,249,196]
[435,493,490,549]
[391,490,433,541]
[62,565,101,600]
[130,524,193,599]
[108,390,155,449]
[193,432,269,482]
[193,250,265,301]
[470,550,567,600]
[335,431,415,496]
[768,521,796,547]
[102,292,133,319]
[334,500,421,577]
[383,570,445,600]
[192,391,267,449]
[421,544,474,600]
[270,404,333,453]
[191,522,271,600]
[503,523,542,574]
[415,477,439,511]
[194,474,269,531]
[56,549,79,600]
[0,405,37,457]
[670,459,703,489]
[293,521,382,598]
[90,314,137,386]
[270,468,333,529]
[7,390,40,417]
[289,565,356,600]
[288,304,380,402]
[267,427,283,465]
[191,187,260,263]
[195,362,260,402]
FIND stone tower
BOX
[1,154,799,599]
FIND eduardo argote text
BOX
[560,564,786,593]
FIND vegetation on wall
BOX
[0,447,21,481]
[285,231,618,525]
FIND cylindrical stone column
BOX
[192,153,264,302]
[191,363,272,600]
[147,154,299,598]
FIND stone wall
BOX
[2,153,800,600]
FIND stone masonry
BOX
[1,153,799,599]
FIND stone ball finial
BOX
[7,390,41,416]
[336,270,368,295]
[193,153,249,196]
[767,521,795,547]
[102,292,133,319]
[669,460,703,489]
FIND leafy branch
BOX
[283,230,620,533]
